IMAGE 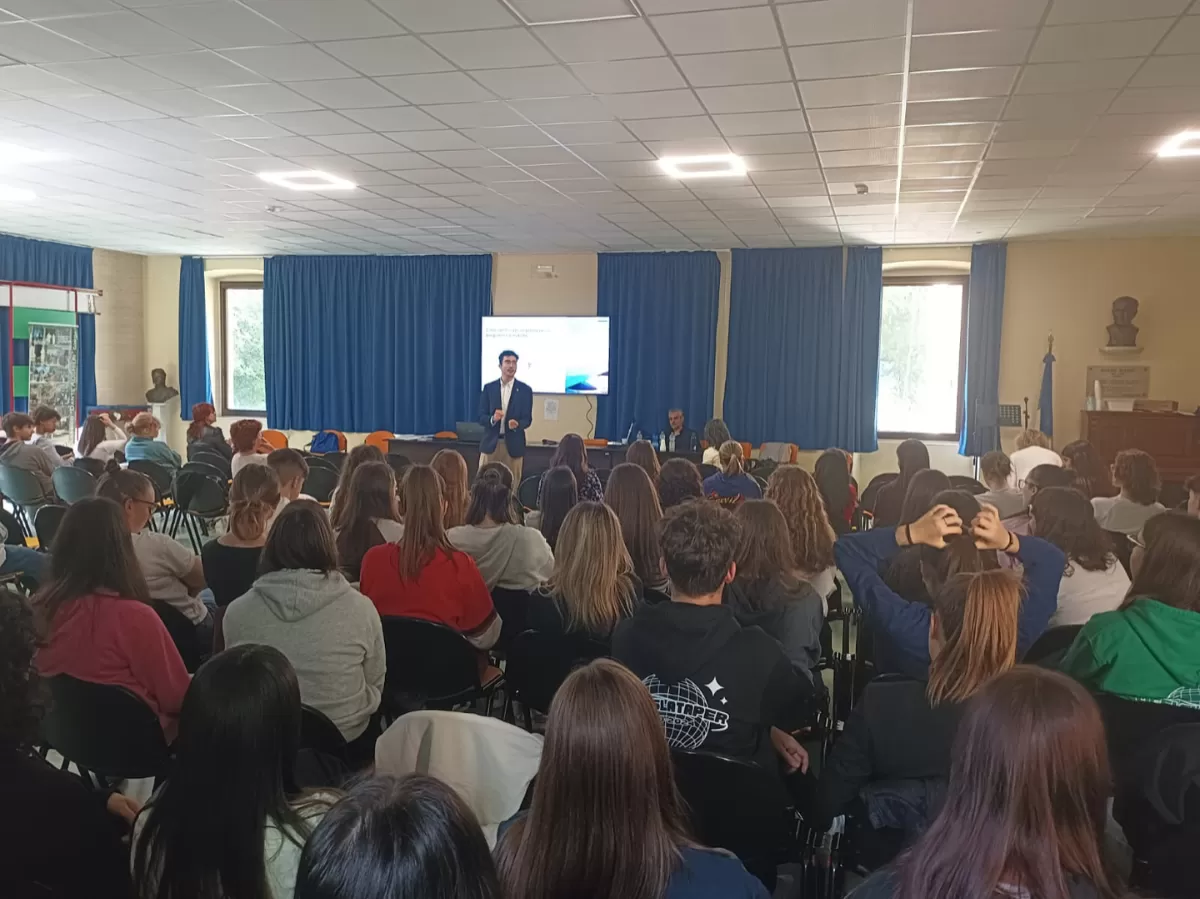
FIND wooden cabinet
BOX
[1080,411,1200,482]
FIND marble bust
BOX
[1106,296,1140,348]
[145,368,179,403]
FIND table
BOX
[1080,410,1200,483]
[386,438,703,477]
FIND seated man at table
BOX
[664,408,700,453]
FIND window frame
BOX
[219,281,267,418]
[876,273,970,443]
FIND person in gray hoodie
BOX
[224,500,385,761]
[1,412,57,503]
[448,471,553,591]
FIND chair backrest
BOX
[261,429,288,450]
[34,504,67,552]
[154,601,204,672]
[302,466,340,504]
[323,452,347,470]
[948,475,986,496]
[1023,624,1083,668]
[740,441,753,459]
[1095,692,1200,789]
[333,431,347,451]
[173,469,228,517]
[860,473,899,512]
[365,431,392,452]
[386,454,412,479]
[0,463,48,505]
[181,460,225,482]
[434,431,458,440]
[0,504,26,545]
[52,466,97,504]
[40,674,170,780]
[73,457,107,477]
[505,629,607,713]
[300,703,349,759]
[491,587,535,650]
[189,448,232,478]
[128,459,174,498]
[517,474,540,511]
[380,616,483,706]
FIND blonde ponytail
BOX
[719,440,744,478]
[927,569,1021,706]
[228,464,281,541]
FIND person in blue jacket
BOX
[835,490,1064,679]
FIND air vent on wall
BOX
[532,264,558,279]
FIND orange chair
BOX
[261,429,288,450]
[584,438,606,447]
[331,430,347,451]
[365,430,392,453]
[434,431,458,440]
[740,442,753,460]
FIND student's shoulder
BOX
[670,847,770,898]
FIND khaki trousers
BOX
[479,440,523,482]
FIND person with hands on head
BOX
[78,412,130,463]
[478,350,533,482]
[835,492,1065,679]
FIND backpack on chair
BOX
[310,431,339,454]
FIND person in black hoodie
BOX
[612,500,813,781]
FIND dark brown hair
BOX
[335,462,398,581]
[495,659,693,899]
[396,465,456,583]
[655,458,703,510]
[97,463,155,509]
[1031,487,1113,574]
[77,415,109,458]
[258,500,339,576]
[229,419,263,454]
[733,499,798,603]
[228,464,280,542]
[625,440,660,480]
[898,469,952,526]
[1027,463,1074,494]
[267,448,308,485]
[332,444,384,515]
[979,451,1012,487]
[32,405,59,427]
[895,667,1122,899]
[927,570,1021,705]
[765,466,835,575]
[33,498,151,637]
[1113,449,1160,506]
[658,500,740,598]
[1128,511,1200,612]
[919,490,999,591]
[479,460,513,489]
[465,468,517,526]
[604,463,664,588]
[0,587,41,751]
[431,449,469,529]
[538,466,578,551]
[1060,440,1116,500]
[2,412,33,433]
[549,433,589,484]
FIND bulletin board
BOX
[27,322,78,438]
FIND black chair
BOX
[307,455,339,474]
[1023,625,1083,668]
[189,450,232,479]
[154,601,204,673]
[169,469,228,553]
[181,460,226,482]
[1107,530,1135,577]
[128,459,175,497]
[671,750,795,891]
[321,452,347,470]
[300,703,350,764]
[517,474,541,510]
[51,465,97,504]
[504,629,607,727]
[644,586,671,605]
[0,464,51,534]
[39,675,170,787]
[33,504,67,552]
[73,457,106,477]
[302,465,340,504]
[753,474,768,492]
[0,504,26,545]
[859,473,898,516]
[379,616,503,714]
[386,454,412,479]
[492,586,536,651]
[948,475,986,495]
[698,463,719,479]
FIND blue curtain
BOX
[77,312,97,421]
[595,251,720,441]
[0,233,93,288]
[264,254,492,432]
[959,243,1008,456]
[724,247,881,451]
[178,256,210,419]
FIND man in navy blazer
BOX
[477,349,533,480]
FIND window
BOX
[876,276,968,441]
[220,282,266,416]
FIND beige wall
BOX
[92,248,146,408]
[143,255,185,448]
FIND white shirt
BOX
[1049,557,1131,627]
[1091,495,1166,536]
[499,378,514,434]
[130,530,206,623]
[231,452,270,477]
[1009,446,1062,488]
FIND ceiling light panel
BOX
[503,0,639,26]
[258,170,357,191]
[1158,130,1200,158]
[658,154,747,179]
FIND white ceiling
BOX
[0,0,1197,255]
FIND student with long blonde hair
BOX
[812,568,1023,834]
[701,440,761,507]
[431,448,470,529]
[360,465,500,650]
[766,466,838,605]
[528,501,640,643]
[201,464,280,607]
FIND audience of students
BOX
[657,457,705,509]
[201,464,279,608]
[0,586,136,899]
[224,501,385,753]
[77,412,129,463]
[496,658,769,899]
[975,450,1026,519]
[1009,428,1062,487]
[836,493,1064,678]
[298,775,501,899]
[605,462,669,595]
[230,419,273,477]
[813,568,1021,834]
[33,498,190,738]
[625,438,662,481]
[529,501,640,644]
[132,644,332,899]
[267,448,310,513]
[702,440,762,507]
[1061,438,1117,500]
[331,461,403,583]
[328,444,384,515]
[871,439,930,528]
[431,448,470,530]
[815,447,858,535]
[0,411,58,500]
[726,500,823,681]
[97,464,211,644]
[449,467,553,591]
[1092,448,1166,536]
[532,465,577,550]
[852,667,1126,899]
[123,413,182,469]
[613,501,812,780]
[702,418,734,467]
[360,465,500,650]
[31,405,68,466]
[1062,511,1200,708]
[185,402,233,461]
[539,433,603,504]
[765,465,839,605]
[1031,486,1131,627]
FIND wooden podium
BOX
[1080,410,1200,482]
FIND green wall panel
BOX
[12,307,77,340]
[12,365,27,397]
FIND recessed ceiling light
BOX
[657,154,747,180]
[257,170,356,191]
[1157,130,1200,158]
[0,186,36,202]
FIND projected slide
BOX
[481,317,610,395]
